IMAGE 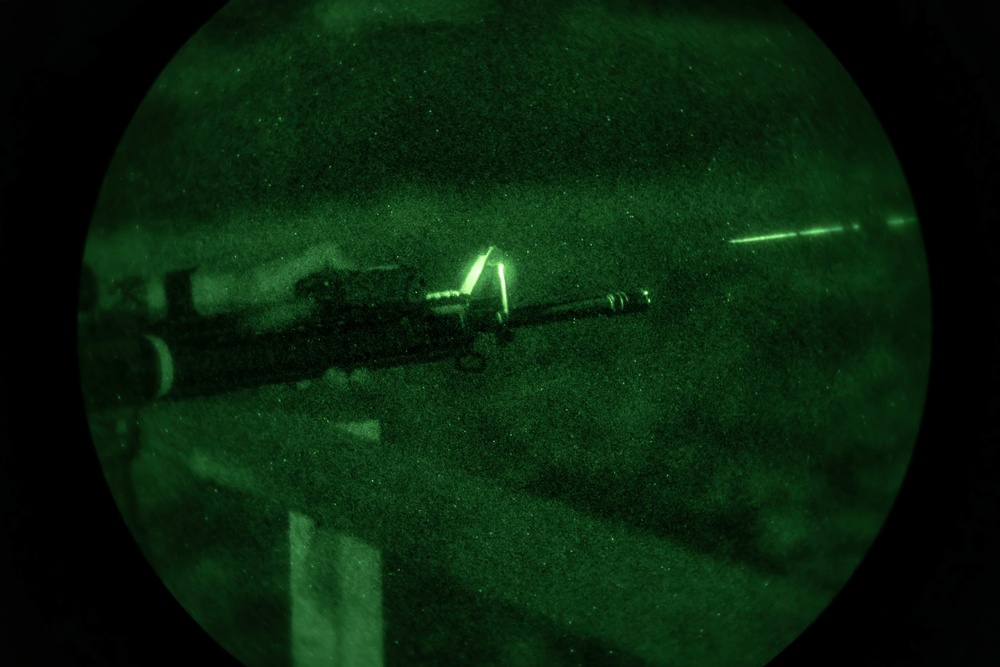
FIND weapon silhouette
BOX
[79,247,650,410]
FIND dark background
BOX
[1,1,997,666]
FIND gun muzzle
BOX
[507,289,651,329]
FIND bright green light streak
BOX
[461,247,494,295]
[798,225,844,236]
[729,231,798,244]
[729,224,850,244]
[887,216,917,227]
[498,262,509,315]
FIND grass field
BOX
[82,1,930,665]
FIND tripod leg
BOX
[92,407,145,541]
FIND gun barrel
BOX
[79,287,651,410]
[507,289,650,329]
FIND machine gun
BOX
[78,247,650,410]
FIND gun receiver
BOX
[79,247,651,409]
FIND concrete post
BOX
[288,420,384,667]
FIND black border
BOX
[2,3,242,665]
[773,1,1000,664]
[1,1,997,665]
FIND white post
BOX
[289,420,384,667]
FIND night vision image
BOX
[77,0,930,666]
